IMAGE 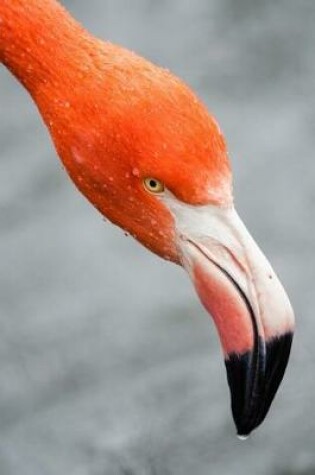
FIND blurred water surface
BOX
[0,1,315,474]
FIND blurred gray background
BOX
[0,1,314,474]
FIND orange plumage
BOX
[0,0,231,261]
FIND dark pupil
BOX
[149,179,157,189]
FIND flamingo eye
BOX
[143,177,165,194]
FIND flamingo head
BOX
[39,50,294,436]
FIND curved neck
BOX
[0,0,97,96]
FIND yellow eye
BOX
[143,177,165,194]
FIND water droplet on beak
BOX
[237,435,249,441]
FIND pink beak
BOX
[177,205,294,436]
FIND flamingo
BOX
[0,0,295,437]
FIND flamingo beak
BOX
[176,205,294,436]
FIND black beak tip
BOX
[225,332,294,437]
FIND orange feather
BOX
[0,0,232,261]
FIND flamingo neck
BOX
[0,0,101,97]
